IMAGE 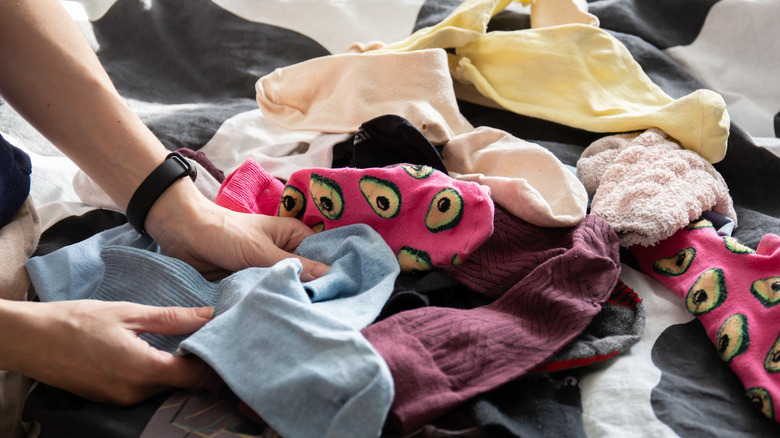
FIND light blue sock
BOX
[25,223,399,438]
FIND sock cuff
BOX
[217,158,284,215]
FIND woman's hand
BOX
[0,299,213,406]
[145,179,330,281]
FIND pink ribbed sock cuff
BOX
[216,158,284,215]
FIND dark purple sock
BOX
[362,208,620,433]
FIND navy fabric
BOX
[0,134,32,228]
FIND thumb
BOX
[261,243,330,282]
[127,305,214,336]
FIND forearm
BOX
[0,0,167,208]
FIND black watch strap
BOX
[126,152,197,235]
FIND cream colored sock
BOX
[452,25,729,163]
[0,197,40,301]
[255,49,473,145]
[443,126,588,227]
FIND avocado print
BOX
[746,387,774,420]
[685,268,727,316]
[402,164,434,179]
[751,276,780,308]
[685,218,713,230]
[765,331,780,373]
[715,313,750,363]
[309,173,344,221]
[397,246,434,272]
[723,236,755,254]
[425,188,464,232]
[653,248,696,277]
[360,176,402,219]
[277,185,306,219]
[451,253,463,266]
[310,222,325,233]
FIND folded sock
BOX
[630,221,780,422]
[277,164,495,272]
[255,49,474,145]
[363,207,620,433]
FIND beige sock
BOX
[255,49,473,145]
[443,126,588,227]
[0,197,40,301]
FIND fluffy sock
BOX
[278,164,494,272]
[216,158,284,215]
[362,208,620,433]
[255,49,474,145]
[630,220,780,422]
[576,128,736,247]
[443,126,588,227]
[349,114,447,173]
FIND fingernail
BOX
[301,263,330,281]
[311,264,330,278]
[195,306,214,319]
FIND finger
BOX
[125,305,214,336]
[253,242,330,282]
[258,216,330,280]
[145,351,211,389]
[264,215,315,253]
[297,255,331,282]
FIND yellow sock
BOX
[453,25,729,163]
[373,0,729,163]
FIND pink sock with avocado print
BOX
[630,219,780,422]
[278,164,494,272]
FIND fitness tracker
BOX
[126,152,197,235]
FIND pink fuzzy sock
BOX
[630,220,780,422]
[278,164,494,272]
[216,158,284,216]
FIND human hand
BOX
[2,300,213,406]
[146,180,330,281]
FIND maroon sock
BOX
[362,208,620,433]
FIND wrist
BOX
[143,176,217,251]
[126,152,197,235]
